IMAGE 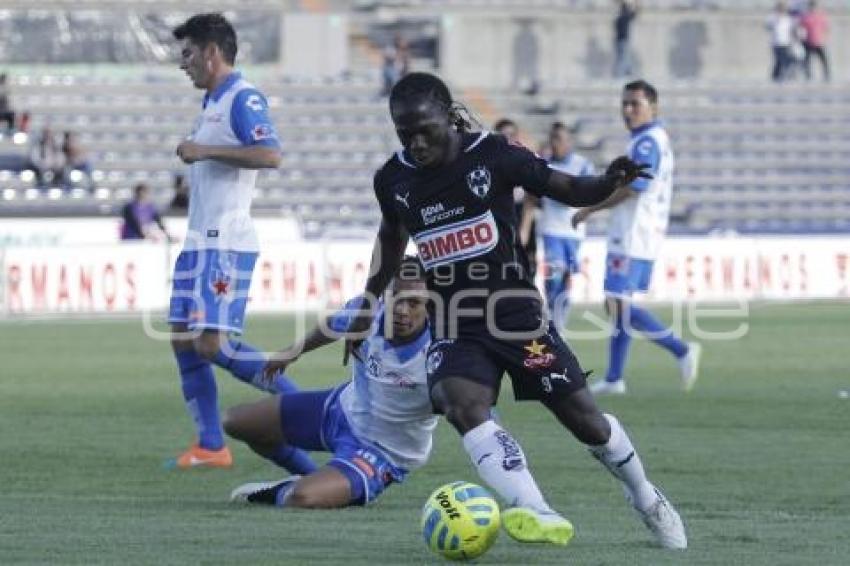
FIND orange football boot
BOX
[175,444,233,469]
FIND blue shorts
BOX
[278,386,408,506]
[543,234,582,275]
[604,253,654,296]
[167,249,258,334]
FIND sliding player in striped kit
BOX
[227,258,437,508]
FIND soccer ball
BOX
[420,481,500,561]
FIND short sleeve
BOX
[628,135,660,192]
[494,136,553,197]
[373,166,400,225]
[230,88,280,148]
[327,295,369,333]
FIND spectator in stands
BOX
[169,172,190,212]
[380,46,400,98]
[799,0,830,82]
[766,1,795,82]
[61,131,95,190]
[379,34,411,98]
[394,34,411,78]
[121,182,172,242]
[0,73,15,133]
[613,0,638,78]
[29,126,65,188]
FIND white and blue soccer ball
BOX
[420,481,500,561]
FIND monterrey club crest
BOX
[466,165,491,199]
[426,348,444,375]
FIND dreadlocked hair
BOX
[389,72,474,133]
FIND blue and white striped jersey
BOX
[607,121,675,260]
[328,298,437,470]
[184,71,280,252]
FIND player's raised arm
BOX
[495,135,648,208]
[542,155,651,207]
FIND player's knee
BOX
[194,333,223,360]
[170,324,193,352]
[575,412,611,446]
[286,484,329,509]
[604,296,621,318]
[222,407,259,443]
[222,408,245,440]
[442,400,491,435]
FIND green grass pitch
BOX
[1,302,848,565]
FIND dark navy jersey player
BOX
[356,72,688,550]
[375,129,551,329]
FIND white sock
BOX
[462,420,551,512]
[588,414,657,512]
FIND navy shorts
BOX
[278,386,407,505]
[426,321,588,402]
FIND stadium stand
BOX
[351,0,849,11]
[1,71,847,237]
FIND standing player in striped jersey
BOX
[572,80,701,395]
[520,122,595,333]
[167,13,315,473]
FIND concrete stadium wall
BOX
[439,11,850,88]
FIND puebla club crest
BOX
[466,165,491,199]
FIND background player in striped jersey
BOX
[520,122,595,332]
[226,258,436,508]
[167,13,314,473]
[572,80,701,395]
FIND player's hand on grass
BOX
[176,140,207,164]
[263,347,301,383]
[605,156,652,186]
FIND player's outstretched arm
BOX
[571,186,636,228]
[176,140,281,169]
[543,156,650,207]
[366,218,409,299]
[263,321,340,381]
[342,218,408,365]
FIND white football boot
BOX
[635,487,687,549]
[678,342,702,392]
[589,379,627,396]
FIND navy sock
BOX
[175,350,224,450]
[212,340,299,394]
[606,309,632,382]
[629,305,689,358]
[271,442,319,475]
